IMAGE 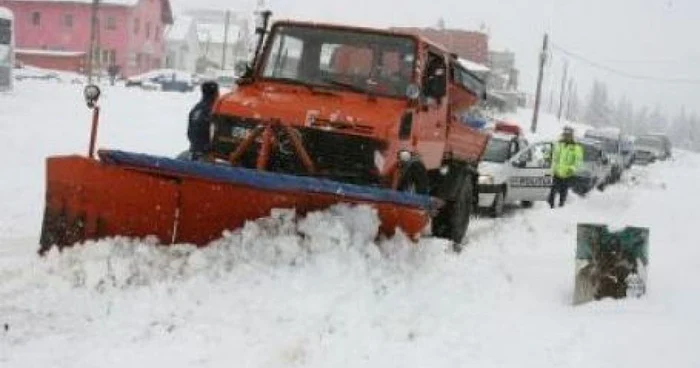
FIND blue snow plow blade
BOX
[98,149,435,210]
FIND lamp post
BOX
[87,0,100,84]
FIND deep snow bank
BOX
[32,204,446,292]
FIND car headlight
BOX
[478,175,494,185]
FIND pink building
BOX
[0,0,173,76]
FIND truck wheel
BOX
[433,179,472,252]
[521,201,534,208]
[596,181,607,192]
[490,188,505,218]
[397,162,429,195]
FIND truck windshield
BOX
[482,138,512,163]
[261,24,416,98]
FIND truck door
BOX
[413,50,448,168]
[507,142,554,201]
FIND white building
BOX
[165,16,200,73]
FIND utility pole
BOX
[565,78,575,121]
[530,33,548,134]
[557,59,568,122]
[221,10,231,70]
[87,0,100,83]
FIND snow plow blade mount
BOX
[39,150,435,253]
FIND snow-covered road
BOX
[1,81,698,368]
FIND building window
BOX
[145,21,151,39]
[133,18,140,35]
[63,14,73,28]
[102,49,110,65]
[128,52,137,67]
[31,12,41,26]
[106,16,116,30]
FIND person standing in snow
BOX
[548,126,584,208]
[187,81,220,161]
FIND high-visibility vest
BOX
[552,141,584,178]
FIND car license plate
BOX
[510,176,553,187]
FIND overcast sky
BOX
[173,0,699,116]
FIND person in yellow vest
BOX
[548,126,584,208]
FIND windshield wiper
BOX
[320,77,369,95]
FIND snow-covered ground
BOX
[1,81,698,367]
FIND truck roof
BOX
[489,132,518,141]
[272,20,449,53]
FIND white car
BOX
[571,138,612,195]
[584,127,624,183]
[477,132,530,217]
[479,140,562,216]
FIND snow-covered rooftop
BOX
[16,48,85,57]
[7,0,140,5]
[458,57,490,72]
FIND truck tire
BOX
[596,181,607,192]
[521,201,534,208]
[433,179,472,252]
[397,162,429,195]
[490,188,505,218]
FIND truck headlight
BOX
[478,175,494,185]
[398,150,412,162]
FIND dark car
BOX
[125,69,195,92]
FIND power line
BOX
[550,43,700,85]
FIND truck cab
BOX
[208,18,489,245]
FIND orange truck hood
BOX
[214,82,408,139]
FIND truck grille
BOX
[211,115,385,184]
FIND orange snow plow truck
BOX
[39,14,489,254]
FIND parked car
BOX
[477,126,530,217]
[584,127,624,183]
[125,69,195,92]
[620,135,635,169]
[634,134,672,163]
[571,138,611,196]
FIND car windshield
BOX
[261,24,416,98]
[636,137,663,148]
[581,144,600,162]
[586,136,619,153]
[482,138,512,163]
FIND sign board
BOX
[573,224,649,305]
